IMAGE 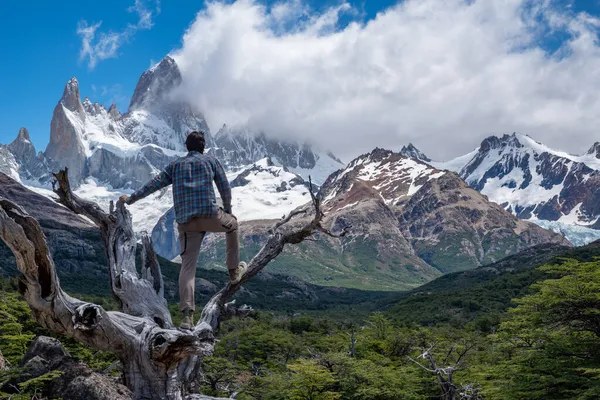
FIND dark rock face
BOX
[399,172,570,272]
[129,56,181,112]
[400,143,432,162]
[2,336,132,400]
[8,128,36,167]
[123,56,211,152]
[0,173,108,293]
[210,125,341,175]
[588,142,600,158]
[88,146,177,190]
[151,207,179,260]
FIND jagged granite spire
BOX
[108,103,121,120]
[129,56,181,112]
[400,143,432,162]
[60,77,85,116]
[122,56,211,151]
[45,77,88,184]
[8,127,36,165]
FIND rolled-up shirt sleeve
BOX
[127,164,173,205]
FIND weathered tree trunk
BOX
[408,342,476,400]
[0,170,344,399]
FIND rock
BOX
[400,143,432,162]
[210,125,342,176]
[0,173,107,284]
[8,128,36,167]
[45,77,88,184]
[196,278,217,294]
[5,335,132,400]
[21,336,69,369]
[49,362,132,400]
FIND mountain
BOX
[210,124,343,184]
[35,56,341,191]
[431,133,600,242]
[0,56,342,249]
[185,148,570,291]
[382,240,600,328]
[399,143,431,162]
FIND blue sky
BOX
[1,0,600,159]
[0,0,397,151]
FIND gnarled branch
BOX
[52,168,173,328]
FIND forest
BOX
[2,241,599,399]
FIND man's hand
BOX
[119,195,129,204]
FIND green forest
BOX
[2,242,600,399]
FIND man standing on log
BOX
[119,131,247,330]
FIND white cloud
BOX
[172,0,600,161]
[77,0,160,69]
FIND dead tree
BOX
[0,169,344,400]
[408,342,476,400]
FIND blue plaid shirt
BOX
[127,151,232,224]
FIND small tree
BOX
[0,169,345,400]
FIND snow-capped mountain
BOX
[319,147,569,271]
[209,124,342,185]
[189,147,569,290]
[0,55,343,243]
[392,133,600,246]
[433,133,600,228]
[151,158,316,260]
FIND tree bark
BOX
[0,169,342,400]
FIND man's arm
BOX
[122,164,173,205]
[213,159,232,213]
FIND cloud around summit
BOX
[171,0,600,161]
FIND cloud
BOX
[172,0,600,161]
[77,0,160,69]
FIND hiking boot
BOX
[180,309,194,330]
[229,262,248,285]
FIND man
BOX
[120,131,247,330]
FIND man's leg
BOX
[218,211,240,271]
[191,210,243,279]
[178,229,205,313]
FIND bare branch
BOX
[408,356,436,374]
[52,168,172,328]
[269,209,307,234]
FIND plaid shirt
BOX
[127,151,232,224]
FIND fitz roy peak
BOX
[0,55,343,242]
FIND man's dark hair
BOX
[186,131,206,153]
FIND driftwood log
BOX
[0,169,344,400]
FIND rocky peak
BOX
[479,133,524,153]
[108,103,121,120]
[588,142,600,158]
[367,147,395,162]
[8,127,36,164]
[321,147,445,208]
[400,143,432,162]
[60,77,84,115]
[129,56,181,112]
